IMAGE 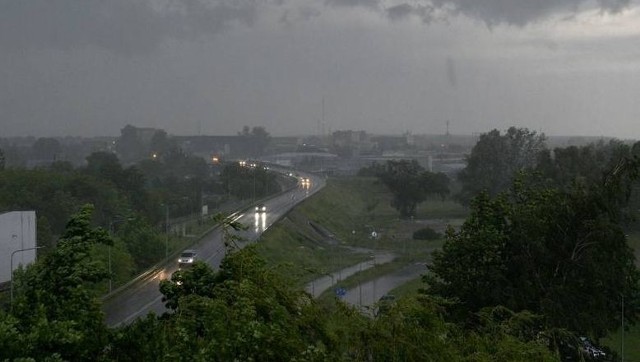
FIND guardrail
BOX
[101,171,301,301]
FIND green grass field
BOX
[257,176,464,294]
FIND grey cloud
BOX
[386,3,435,23]
[324,0,380,8]
[279,5,322,25]
[0,0,261,55]
[428,0,632,26]
[299,6,323,21]
[446,56,457,88]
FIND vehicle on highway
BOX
[579,337,606,360]
[255,204,267,213]
[178,249,197,267]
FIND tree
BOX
[458,127,546,205]
[118,217,165,270]
[239,125,271,157]
[377,160,450,218]
[219,162,279,201]
[0,147,5,170]
[149,129,174,157]
[31,137,62,161]
[536,139,630,190]
[426,167,640,339]
[85,151,123,183]
[109,245,335,361]
[8,205,111,361]
[115,124,146,163]
[422,171,450,201]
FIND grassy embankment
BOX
[257,176,640,360]
[256,177,467,292]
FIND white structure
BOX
[0,211,37,284]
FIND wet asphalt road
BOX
[103,174,324,327]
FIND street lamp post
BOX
[621,294,625,362]
[10,246,45,308]
[358,262,363,306]
[252,170,256,202]
[165,204,169,260]
[108,217,131,293]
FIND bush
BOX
[412,227,441,240]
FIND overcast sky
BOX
[1,0,640,138]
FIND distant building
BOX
[175,135,259,159]
[0,211,37,285]
[331,130,375,157]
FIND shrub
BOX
[412,227,441,240]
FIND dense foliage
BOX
[457,127,546,205]
[219,162,280,201]
[427,167,640,340]
[1,206,560,361]
[3,205,111,361]
[412,227,442,240]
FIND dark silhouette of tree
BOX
[239,125,270,157]
[376,160,450,218]
[31,137,62,161]
[115,125,146,163]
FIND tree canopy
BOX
[374,160,450,218]
[6,205,111,361]
[427,166,640,339]
[457,127,546,205]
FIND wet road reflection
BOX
[254,211,267,233]
[103,172,325,327]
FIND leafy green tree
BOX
[0,147,5,170]
[110,245,333,361]
[377,160,450,218]
[85,151,124,182]
[8,205,111,361]
[459,306,559,361]
[536,139,630,190]
[458,127,546,205]
[422,170,450,201]
[117,217,164,270]
[427,168,640,339]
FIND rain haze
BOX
[1,0,640,138]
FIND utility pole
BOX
[165,204,169,260]
[622,294,625,362]
[322,96,325,136]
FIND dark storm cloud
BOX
[428,0,632,26]
[0,0,260,55]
